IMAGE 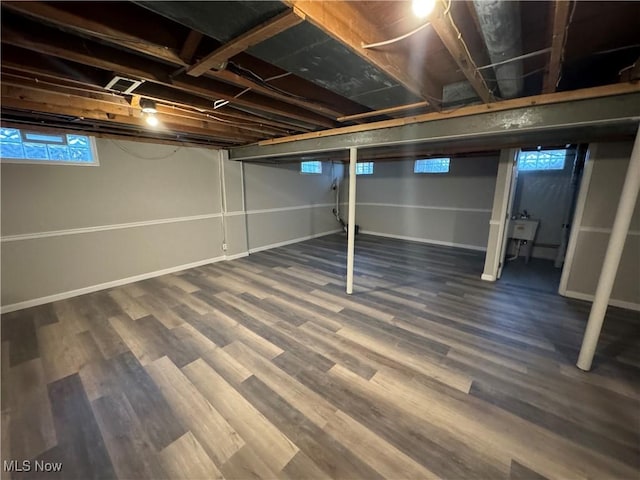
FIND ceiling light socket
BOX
[140,98,158,114]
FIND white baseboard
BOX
[225,252,249,261]
[562,290,640,312]
[360,230,487,252]
[481,273,496,282]
[1,255,232,314]
[248,229,342,254]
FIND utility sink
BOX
[509,219,539,242]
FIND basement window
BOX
[356,162,374,175]
[517,149,566,171]
[300,160,322,174]
[414,158,450,174]
[0,128,98,165]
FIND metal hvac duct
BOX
[473,0,524,99]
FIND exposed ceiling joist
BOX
[430,0,495,103]
[179,30,204,64]
[337,101,429,122]
[543,0,573,93]
[287,0,443,110]
[1,22,337,129]
[1,3,348,122]
[187,9,305,77]
[2,1,185,65]
[1,84,264,143]
[0,51,306,135]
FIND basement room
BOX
[1,1,639,479]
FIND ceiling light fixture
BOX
[140,98,158,114]
[412,0,436,18]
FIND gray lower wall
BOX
[562,141,640,308]
[243,161,342,251]
[348,156,499,250]
[1,139,223,307]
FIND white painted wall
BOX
[1,139,225,310]
[345,155,499,250]
[560,141,640,310]
[243,161,342,251]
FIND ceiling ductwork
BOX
[472,0,524,99]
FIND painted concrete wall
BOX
[346,155,499,250]
[561,141,640,309]
[1,139,224,308]
[243,161,342,251]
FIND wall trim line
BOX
[1,213,223,243]
[246,204,334,215]
[360,230,487,252]
[357,203,492,213]
[562,289,640,312]
[225,211,246,217]
[248,229,342,254]
[578,226,640,236]
[1,255,229,314]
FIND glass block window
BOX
[414,158,450,174]
[301,160,322,174]
[0,128,98,165]
[517,149,566,171]
[356,162,374,175]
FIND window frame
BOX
[414,158,451,174]
[300,160,322,175]
[0,127,100,166]
[355,161,374,175]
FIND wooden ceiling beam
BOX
[0,120,232,149]
[430,0,495,103]
[543,0,572,93]
[179,30,204,64]
[2,1,185,65]
[1,22,337,128]
[1,85,262,143]
[2,2,350,120]
[187,9,305,77]
[287,0,443,110]
[0,75,287,138]
[337,101,429,122]
[0,50,304,135]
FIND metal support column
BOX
[346,147,357,294]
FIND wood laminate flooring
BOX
[1,234,639,479]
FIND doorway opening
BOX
[499,145,587,293]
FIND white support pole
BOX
[577,125,640,371]
[346,147,357,294]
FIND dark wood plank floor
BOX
[2,234,639,480]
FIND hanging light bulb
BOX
[146,114,159,127]
[412,0,436,18]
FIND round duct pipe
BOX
[473,0,524,99]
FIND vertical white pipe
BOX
[346,147,357,294]
[577,125,640,371]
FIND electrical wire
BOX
[109,139,182,160]
[361,0,453,49]
[361,22,432,49]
